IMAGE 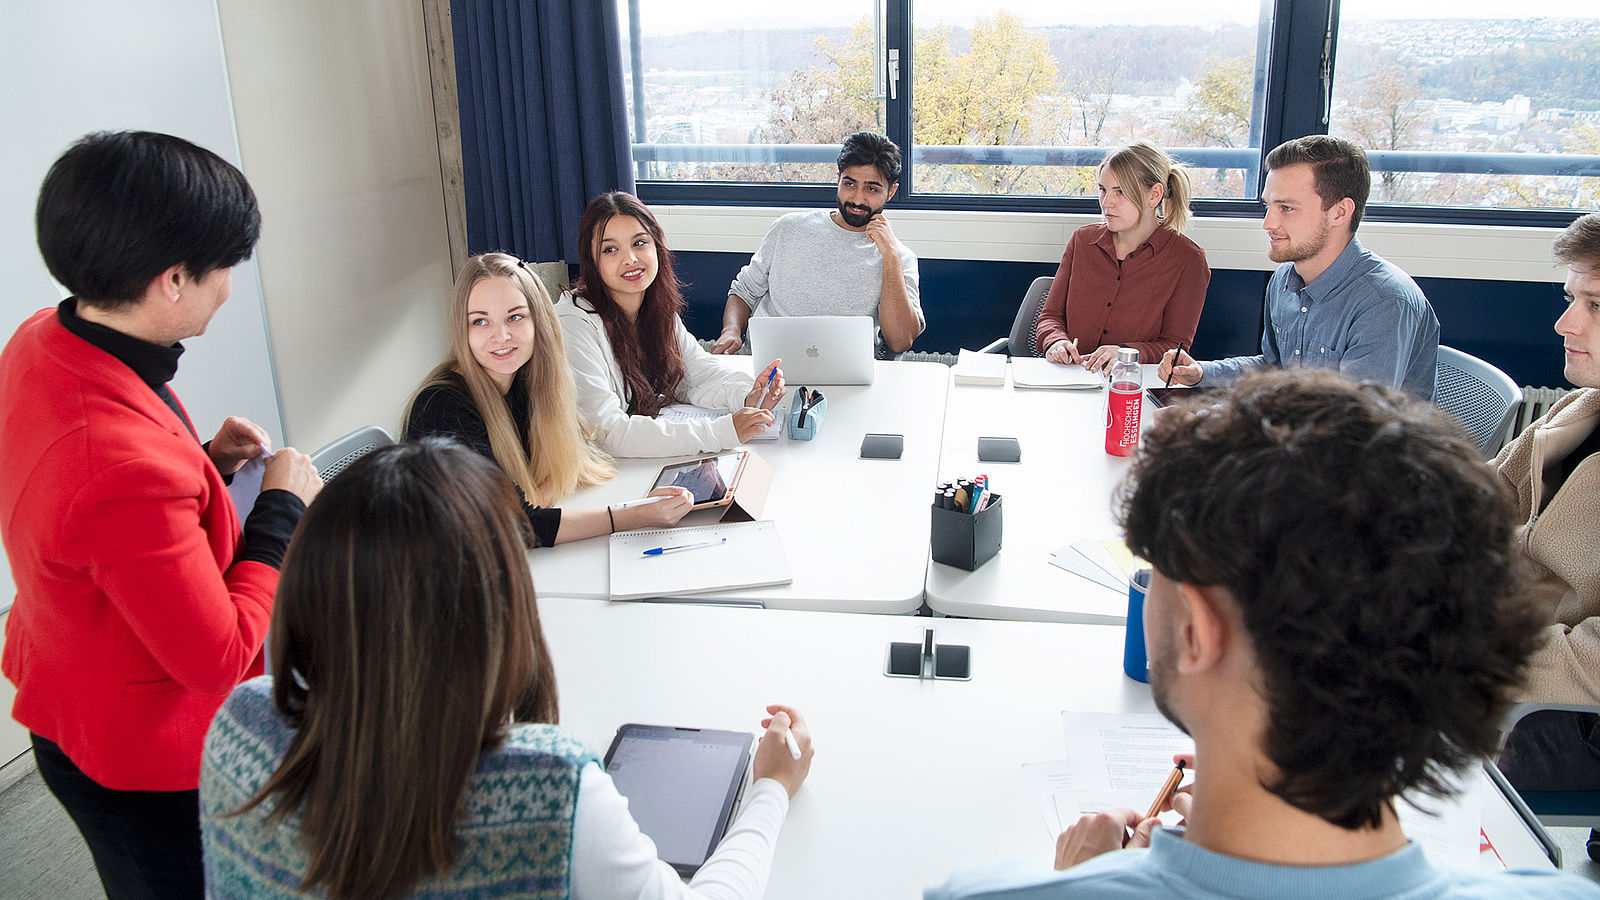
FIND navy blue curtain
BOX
[452,0,634,264]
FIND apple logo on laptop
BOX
[805,344,820,359]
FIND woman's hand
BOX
[1080,345,1121,376]
[1044,339,1080,365]
[753,705,813,798]
[744,359,785,410]
[261,448,322,504]
[208,416,271,475]
[611,487,694,530]
[732,407,776,442]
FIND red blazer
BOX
[0,309,275,791]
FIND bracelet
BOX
[607,506,616,533]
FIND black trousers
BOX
[1498,709,1600,792]
[30,733,204,900]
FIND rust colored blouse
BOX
[1033,223,1210,362]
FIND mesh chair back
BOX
[1008,276,1054,357]
[1434,345,1522,457]
[308,425,394,483]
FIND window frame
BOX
[625,0,1597,229]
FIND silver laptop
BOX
[747,316,876,386]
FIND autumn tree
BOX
[718,13,1073,194]
[1342,57,1428,202]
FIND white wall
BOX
[216,0,453,452]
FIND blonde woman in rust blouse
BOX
[1035,141,1211,374]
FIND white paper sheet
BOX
[1051,712,1484,869]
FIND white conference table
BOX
[926,363,1168,623]
[537,598,1556,900]
[526,360,948,613]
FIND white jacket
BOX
[556,292,751,458]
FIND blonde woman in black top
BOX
[404,253,690,544]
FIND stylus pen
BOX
[783,727,802,760]
[1165,341,1185,388]
[1145,760,1186,821]
[641,538,726,556]
[612,496,666,509]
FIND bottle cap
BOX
[1116,347,1140,365]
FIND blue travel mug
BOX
[1123,568,1152,682]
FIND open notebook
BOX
[608,520,792,601]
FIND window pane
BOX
[1328,2,1600,211]
[909,2,1269,199]
[618,1,884,184]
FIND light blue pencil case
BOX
[787,387,827,441]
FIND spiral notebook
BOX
[608,520,792,601]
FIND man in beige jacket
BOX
[1497,212,1600,799]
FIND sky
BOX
[625,1,1597,36]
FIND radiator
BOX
[1516,386,1575,435]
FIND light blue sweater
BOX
[926,828,1599,899]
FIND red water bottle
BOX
[1105,347,1142,456]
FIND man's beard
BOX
[838,199,877,228]
[1148,629,1191,738]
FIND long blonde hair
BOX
[1101,140,1194,235]
[406,252,614,505]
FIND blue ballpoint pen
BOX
[641,538,726,556]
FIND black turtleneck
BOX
[57,299,303,569]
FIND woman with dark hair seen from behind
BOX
[0,131,321,900]
[200,439,813,899]
[1035,140,1211,374]
[404,252,692,545]
[558,191,787,457]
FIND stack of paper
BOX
[952,348,1007,386]
[1010,357,1105,391]
[1048,538,1142,600]
[1024,712,1482,871]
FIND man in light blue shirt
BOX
[1158,136,1439,399]
[927,369,1596,899]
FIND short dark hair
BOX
[1265,135,1371,232]
[1118,369,1542,830]
[35,131,260,309]
[1554,212,1600,271]
[838,131,902,185]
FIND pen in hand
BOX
[1165,342,1185,388]
[1145,759,1186,821]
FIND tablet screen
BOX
[651,453,743,504]
[603,725,753,875]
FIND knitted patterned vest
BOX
[200,677,596,899]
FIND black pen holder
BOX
[930,494,1002,571]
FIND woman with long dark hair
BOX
[403,252,691,545]
[200,440,812,899]
[0,131,321,899]
[557,192,785,457]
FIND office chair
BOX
[979,276,1053,357]
[308,425,394,484]
[1434,345,1523,458]
[1500,702,1600,862]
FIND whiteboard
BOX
[0,0,282,612]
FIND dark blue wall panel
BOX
[671,250,1571,390]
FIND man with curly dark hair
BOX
[928,369,1592,898]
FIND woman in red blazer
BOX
[0,132,321,900]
